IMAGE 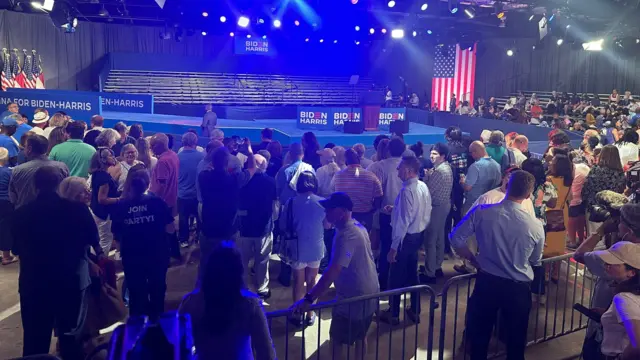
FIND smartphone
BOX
[573,303,602,323]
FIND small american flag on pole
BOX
[22,52,36,89]
[431,44,477,111]
[1,50,12,91]
[10,50,23,88]
[33,52,44,89]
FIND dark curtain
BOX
[475,38,640,98]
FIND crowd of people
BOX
[1,97,640,360]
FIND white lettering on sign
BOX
[0,97,93,111]
[300,111,328,125]
[245,40,269,53]
[102,98,144,108]
[333,112,361,126]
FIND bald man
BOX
[150,133,181,259]
[238,153,277,299]
[460,141,501,215]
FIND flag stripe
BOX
[431,44,477,112]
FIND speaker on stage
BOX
[344,120,364,134]
[390,120,409,134]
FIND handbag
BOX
[545,186,571,233]
[277,198,299,264]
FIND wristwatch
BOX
[303,293,314,304]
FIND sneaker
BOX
[453,264,471,275]
[419,273,437,284]
[435,268,444,278]
[258,289,271,300]
[378,309,400,326]
[405,308,421,324]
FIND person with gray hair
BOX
[238,153,277,299]
[58,176,91,205]
[177,131,205,247]
[116,143,141,192]
[0,147,16,265]
[486,130,516,173]
[95,128,121,150]
[353,143,372,168]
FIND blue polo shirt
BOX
[14,123,32,142]
[0,134,19,157]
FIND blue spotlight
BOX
[355,25,360,31]
[273,19,281,28]
[427,29,432,34]
[237,16,249,28]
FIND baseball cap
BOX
[32,111,49,124]
[316,148,336,158]
[1,116,18,127]
[320,192,353,211]
[594,241,640,269]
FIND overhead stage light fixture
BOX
[305,38,309,42]
[556,38,563,46]
[582,39,604,51]
[529,14,534,21]
[506,49,514,56]
[355,25,360,31]
[334,40,338,43]
[319,39,324,43]
[246,34,251,38]
[201,31,207,36]
[202,12,208,17]
[237,16,250,28]
[98,5,109,17]
[391,29,404,39]
[369,28,375,34]
[421,3,428,11]
[412,31,417,37]
[294,20,300,26]
[31,0,54,11]
[381,28,387,34]
[388,1,395,8]
[427,29,432,34]
[464,7,475,19]
[219,16,226,23]
[230,32,234,37]
[351,0,359,4]
[273,19,281,28]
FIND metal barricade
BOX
[437,253,597,360]
[266,285,438,360]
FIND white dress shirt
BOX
[391,177,432,250]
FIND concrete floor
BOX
[0,246,592,360]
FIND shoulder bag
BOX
[545,185,571,233]
[277,198,299,264]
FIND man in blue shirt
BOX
[14,114,32,142]
[177,132,204,247]
[0,115,21,166]
[450,170,544,360]
[275,143,314,204]
[460,141,501,215]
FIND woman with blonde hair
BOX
[0,147,16,265]
[43,112,68,139]
[136,137,157,171]
[115,143,141,192]
[95,129,120,150]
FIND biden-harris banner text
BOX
[297,107,363,131]
[234,37,276,56]
[0,90,101,120]
[8,88,153,114]
[378,107,406,131]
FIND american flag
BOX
[23,53,36,89]
[1,52,12,91]
[10,51,23,88]
[431,44,477,111]
[33,53,45,89]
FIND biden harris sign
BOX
[297,107,363,131]
[0,90,101,121]
[234,37,276,56]
[378,107,406,131]
[7,88,153,114]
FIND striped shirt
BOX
[331,165,383,213]
[367,157,403,213]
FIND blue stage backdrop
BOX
[378,107,406,131]
[234,37,276,56]
[7,88,153,114]
[0,90,101,121]
[297,107,362,131]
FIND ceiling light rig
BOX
[421,3,428,11]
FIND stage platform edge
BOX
[102,111,447,147]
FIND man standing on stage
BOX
[450,170,544,360]
[201,104,217,138]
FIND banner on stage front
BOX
[378,107,406,131]
[8,88,153,114]
[234,37,276,56]
[298,107,331,130]
[331,107,362,131]
[0,90,101,120]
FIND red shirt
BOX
[531,105,543,118]
[150,150,179,211]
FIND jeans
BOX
[21,288,88,359]
[238,233,273,293]
[177,198,199,243]
[121,252,169,319]
[378,213,392,291]
[353,211,373,232]
[424,203,451,277]
[445,197,463,254]
[466,272,532,360]
[93,214,113,255]
[389,232,423,317]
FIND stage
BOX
[102,111,447,147]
